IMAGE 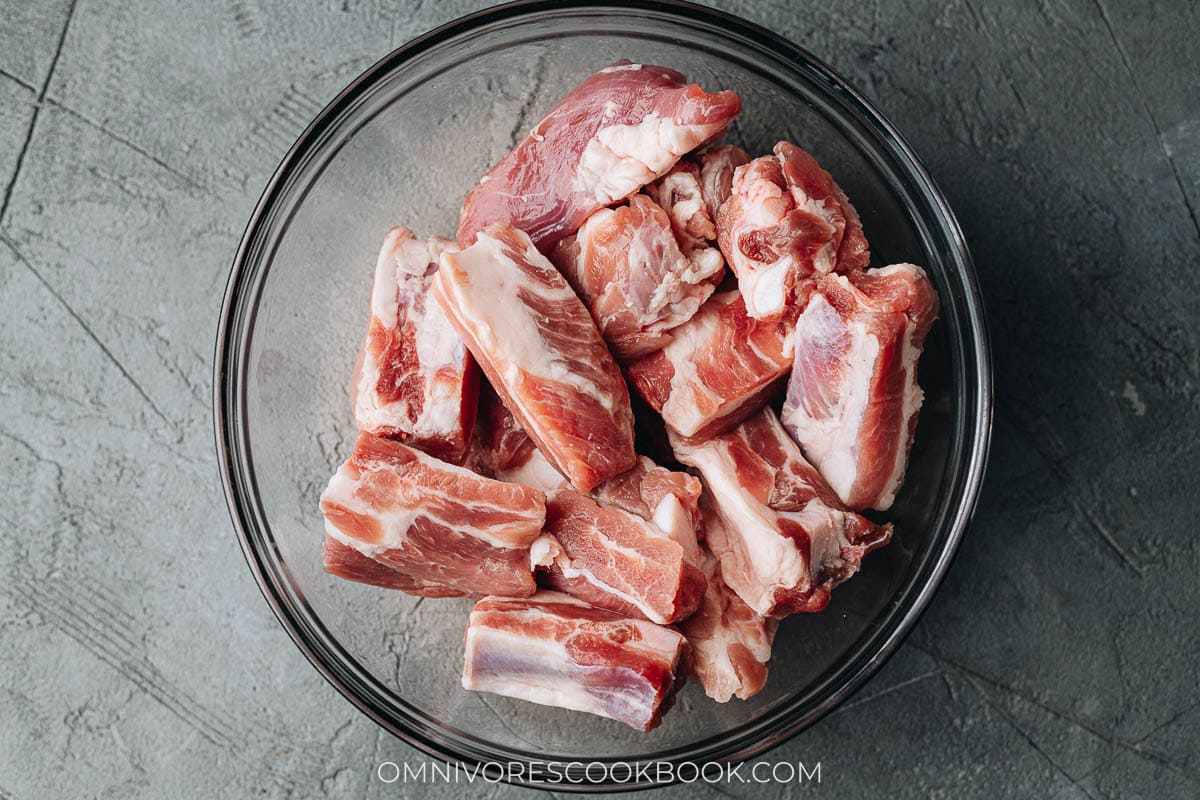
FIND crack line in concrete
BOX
[0,0,79,226]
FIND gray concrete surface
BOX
[1,0,1197,797]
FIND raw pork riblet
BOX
[645,144,748,256]
[351,227,478,463]
[541,489,706,625]
[671,408,891,617]
[678,511,777,702]
[699,144,750,220]
[462,591,689,731]
[320,432,546,597]
[782,263,938,510]
[435,223,637,492]
[457,61,741,250]
[485,403,703,550]
[551,194,723,360]
[647,159,717,256]
[482,427,709,623]
[478,417,773,700]
[717,141,869,320]
[590,455,703,545]
[596,463,774,701]
[322,535,466,598]
[475,390,702,541]
[594,459,776,701]
[626,290,796,439]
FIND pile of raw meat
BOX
[319,62,939,732]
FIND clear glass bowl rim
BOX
[213,0,993,790]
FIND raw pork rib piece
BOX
[460,587,691,734]
[541,488,706,625]
[322,535,466,598]
[320,432,546,597]
[551,194,723,360]
[351,227,478,463]
[486,411,704,548]
[782,263,938,510]
[477,393,703,543]
[590,456,703,544]
[434,223,637,492]
[646,159,717,255]
[677,511,778,702]
[595,457,776,701]
[699,144,750,220]
[626,290,796,439]
[478,416,708,623]
[457,62,741,250]
[594,461,774,701]
[717,141,869,320]
[462,591,689,731]
[645,144,747,256]
[490,431,773,700]
[672,408,891,617]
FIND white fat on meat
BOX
[463,621,605,716]
[573,114,700,204]
[529,534,562,569]
[496,446,567,493]
[729,164,794,318]
[650,494,702,564]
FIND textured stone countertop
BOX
[1,1,1197,798]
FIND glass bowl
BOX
[214,0,991,789]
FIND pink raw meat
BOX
[322,535,467,598]
[594,456,777,701]
[435,222,637,492]
[590,456,703,542]
[646,158,716,255]
[461,591,689,731]
[351,227,478,463]
[551,194,723,360]
[540,488,706,625]
[476,397,704,546]
[625,290,797,439]
[320,432,547,597]
[641,144,748,256]
[457,61,741,250]
[699,144,750,220]
[782,263,939,510]
[476,426,708,624]
[671,408,891,617]
[466,388,567,491]
[677,509,778,702]
[464,383,536,478]
[717,141,869,320]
